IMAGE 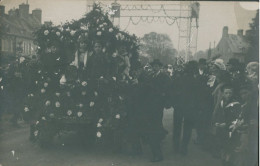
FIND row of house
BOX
[0,3,42,65]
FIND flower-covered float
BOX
[23,3,141,147]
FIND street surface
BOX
[0,109,221,166]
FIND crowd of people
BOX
[0,41,258,165]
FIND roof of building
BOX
[227,34,249,54]
[0,12,41,39]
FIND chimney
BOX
[237,29,243,37]
[19,3,29,18]
[0,5,5,17]
[32,9,42,24]
[222,26,229,38]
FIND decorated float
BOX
[23,3,141,147]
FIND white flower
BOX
[112,52,117,57]
[41,88,46,93]
[24,107,29,112]
[99,24,103,28]
[44,82,48,87]
[66,27,70,31]
[103,23,107,26]
[1,86,3,90]
[81,91,87,96]
[36,121,39,125]
[42,116,46,120]
[84,32,88,37]
[56,31,61,36]
[97,31,102,36]
[19,57,25,63]
[45,100,51,106]
[112,77,116,81]
[97,123,102,127]
[81,81,87,86]
[96,131,102,138]
[55,102,61,108]
[109,28,113,32]
[35,81,38,84]
[94,91,98,97]
[67,110,72,116]
[0,77,2,82]
[44,30,49,35]
[90,101,95,107]
[30,93,34,97]
[80,25,88,30]
[79,103,84,108]
[115,114,120,119]
[70,30,76,36]
[60,75,67,85]
[98,118,103,123]
[55,92,60,97]
[100,76,104,79]
[34,130,38,136]
[119,96,123,100]
[49,113,55,118]
[77,112,83,117]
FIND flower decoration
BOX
[56,32,61,36]
[96,131,102,138]
[79,103,84,108]
[34,130,39,136]
[44,82,48,88]
[81,81,87,86]
[67,110,72,116]
[112,77,116,81]
[70,30,76,36]
[77,112,83,117]
[94,91,98,97]
[97,123,102,127]
[112,52,117,58]
[41,88,46,93]
[42,116,46,120]
[98,118,103,123]
[36,121,39,125]
[45,100,51,106]
[67,92,71,97]
[90,101,95,107]
[97,31,102,36]
[109,28,113,32]
[55,101,61,108]
[115,114,120,119]
[55,92,61,97]
[35,81,38,85]
[100,76,104,79]
[44,30,49,35]
[24,107,29,112]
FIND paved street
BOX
[0,109,221,166]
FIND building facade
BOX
[212,26,250,63]
[0,3,42,64]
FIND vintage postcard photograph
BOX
[0,0,259,166]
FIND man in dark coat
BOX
[172,61,200,155]
[195,59,214,146]
[135,59,170,162]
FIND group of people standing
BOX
[0,39,258,165]
[130,57,258,165]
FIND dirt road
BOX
[0,109,221,166]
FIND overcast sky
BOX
[1,0,258,51]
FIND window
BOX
[1,39,9,52]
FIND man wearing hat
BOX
[136,59,170,162]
